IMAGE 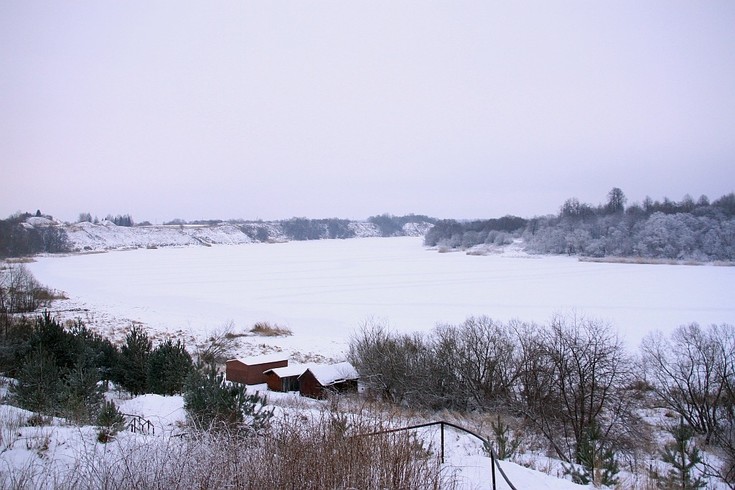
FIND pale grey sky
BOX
[2,2,734,223]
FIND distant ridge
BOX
[8,215,435,255]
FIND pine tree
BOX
[487,415,520,460]
[147,339,193,395]
[96,400,126,443]
[564,421,619,487]
[659,419,706,489]
[59,364,104,424]
[11,346,62,414]
[115,325,151,395]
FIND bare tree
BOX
[1,264,48,313]
[513,316,637,464]
[348,319,435,406]
[642,323,735,485]
[449,316,519,411]
[642,323,735,444]
[195,321,241,368]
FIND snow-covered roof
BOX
[263,365,308,378]
[302,361,358,386]
[230,353,288,366]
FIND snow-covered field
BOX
[27,236,735,360]
[9,236,735,488]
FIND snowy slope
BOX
[44,219,433,253]
[65,221,255,251]
[0,394,592,490]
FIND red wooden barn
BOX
[225,354,288,385]
[263,365,307,392]
[298,362,359,399]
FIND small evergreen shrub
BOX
[563,421,619,487]
[96,400,126,443]
[184,367,273,434]
[658,419,706,489]
[484,415,520,460]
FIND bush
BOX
[9,315,112,420]
[96,400,126,443]
[0,265,55,314]
[195,323,240,368]
[642,323,735,444]
[658,419,706,489]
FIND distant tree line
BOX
[0,212,69,258]
[105,214,134,227]
[524,189,735,261]
[368,214,437,237]
[281,217,356,240]
[423,189,735,261]
[161,214,436,241]
[78,212,135,226]
[423,216,527,248]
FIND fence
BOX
[124,413,155,435]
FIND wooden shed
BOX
[263,365,307,392]
[298,361,359,399]
[225,354,288,385]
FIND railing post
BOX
[440,422,445,464]
[491,449,497,490]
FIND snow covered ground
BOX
[7,236,735,488]
[0,385,590,490]
[27,236,735,361]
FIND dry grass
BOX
[33,288,68,302]
[4,257,35,264]
[250,321,293,337]
[0,405,453,490]
[579,256,735,266]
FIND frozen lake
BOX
[28,237,735,358]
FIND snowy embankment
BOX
[54,219,431,253]
[0,384,590,490]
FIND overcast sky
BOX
[2,2,734,223]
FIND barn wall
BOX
[264,372,283,392]
[225,360,248,384]
[226,359,288,385]
[265,373,300,392]
[299,370,324,399]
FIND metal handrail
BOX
[353,420,517,490]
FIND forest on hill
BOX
[425,189,735,262]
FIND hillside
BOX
[2,214,435,255]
